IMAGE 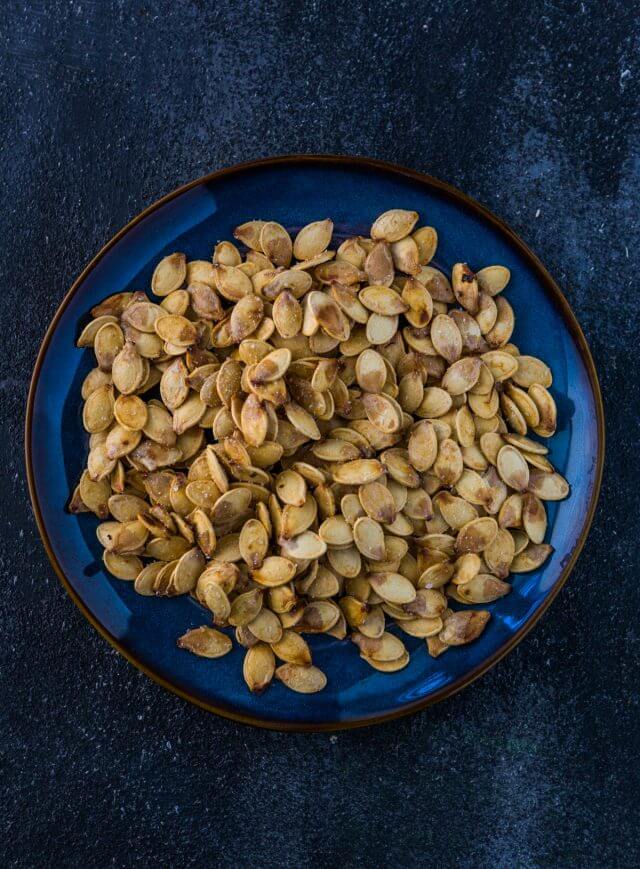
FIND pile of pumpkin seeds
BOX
[70,209,569,694]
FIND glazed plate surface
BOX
[26,156,604,729]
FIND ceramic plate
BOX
[26,156,604,730]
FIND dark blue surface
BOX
[30,159,600,727]
[3,0,639,866]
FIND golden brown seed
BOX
[527,470,570,501]
[496,445,530,491]
[439,610,490,646]
[275,664,327,693]
[177,626,232,658]
[243,644,276,692]
[452,263,479,313]
[260,222,292,267]
[368,572,416,604]
[371,209,419,242]
[511,542,553,572]
[293,219,333,261]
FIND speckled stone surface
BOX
[1,1,638,866]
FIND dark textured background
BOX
[1,1,638,866]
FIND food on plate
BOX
[70,208,568,694]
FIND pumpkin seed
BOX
[243,644,276,692]
[275,663,327,693]
[152,253,186,296]
[496,444,530,491]
[511,542,553,572]
[452,263,479,313]
[371,209,419,242]
[527,470,570,501]
[439,610,490,645]
[177,626,232,658]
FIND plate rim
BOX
[24,154,605,731]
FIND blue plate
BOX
[25,156,604,730]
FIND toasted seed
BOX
[506,383,540,428]
[274,469,306,507]
[407,421,438,472]
[81,367,112,400]
[455,517,498,553]
[368,572,416,604]
[239,518,269,569]
[529,384,557,437]
[511,529,531,556]
[78,315,121,349]
[452,263,479,313]
[308,291,351,341]
[451,553,482,585]
[271,291,303,338]
[247,609,283,644]
[228,588,263,627]
[112,343,146,394]
[152,253,186,296]
[353,517,386,561]
[260,222,292,267]
[133,561,164,595]
[301,600,341,633]
[496,445,530,491]
[243,644,276,692]
[332,459,384,485]
[457,574,510,603]
[329,282,368,325]
[293,219,333,261]
[498,493,523,529]
[358,482,396,524]
[433,438,463,486]
[485,296,514,348]
[381,448,420,488]
[439,610,490,645]
[103,550,143,580]
[230,294,264,342]
[171,547,205,593]
[271,630,312,665]
[281,530,327,560]
[442,357,482,395]
[513,355,553,388]
[154,314,197,346]
[476,265,510,296]
[352,631,406,662]
[251,556,296,587]
[357,605,386,638]
[275,663,327,693]
[177,626,232,658]
[522,493,547,544]
[82,384,114,434]
[431,314,462,364]
[355,348,387,393]
[359,285,408,316]
[197,577,231,625]
[391,236,420,274]
[113,394,147,431]
[527,470,570,501]
[483,528,516,579]
[371,209,419,242]
[362,392,403,433]
[511,542,553,572]
[318,515,353,547]
[234,220,266,251]
[417,562,455,589]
